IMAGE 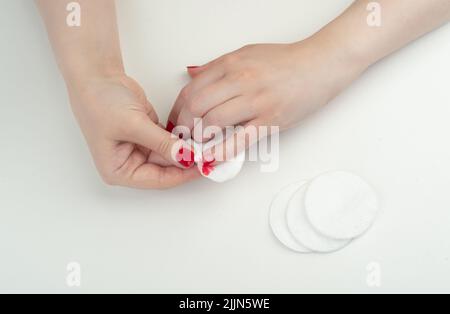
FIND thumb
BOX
[123,116,195,169]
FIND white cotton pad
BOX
[192,135,246,183]
[287,184,351,253]
[269,182,312,253]
[305,171,379,240]
[199,152,245,183]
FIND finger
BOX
[147,102,159,124]
[110,146,200,189]
[121,76,160,125]
[153,123,192,166]
[149,124,175,165]
[201,96,258,141]
[120,115,196,169]
[128,164,201,190]
[176,77,242,130]
[203,120,267,164]
[147,151,172,167]
[168,63,225,127]
[187,66,204,78]
[187,56,220,78]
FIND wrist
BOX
[50,36,125,94]
[64,60,125,97]
[287,31,369,105]
[65,71,128,114]
[298,31,371,76]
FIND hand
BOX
[169,39,366,159]
[68,75,199,189]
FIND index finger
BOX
[168,61,225,127]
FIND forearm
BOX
[35,0,124,90]
[310,0,450,70]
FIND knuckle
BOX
[254,89,270,104]
[221,54,239,67]
[179,86,192,103]
[204,114,222,128]
[185,101,198,116]
[245,98,258,116]
[233,69,255,82]
[121,114,145,138]
[186,95,204,116]
[157,138,172,157]
[250,91,270,113]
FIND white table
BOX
[1,0,449,293]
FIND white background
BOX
[1,0,450,293]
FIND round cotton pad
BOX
[199,152,245,183]
[287,184,351,253]
[193,134,246,183]
[269,182,311,253]
[305,171,379,240]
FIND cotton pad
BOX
[192,135,246,183]
[286,183,351,253]
[269,181,312,253]
[305,171,379,240]
[198,152,245,183]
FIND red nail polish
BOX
[166,121,175,133]
[176,147,195,168]
[202,159,215,176]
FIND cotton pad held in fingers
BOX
[287,184,351,253]
[269,181,311,253]
[305,171,379,240]
[200,153,245,183]
[194,134,246,183]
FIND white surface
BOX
[1,0,450,293]
[305,171,379,240]
[269,181,311,253]
[287,184,351,253]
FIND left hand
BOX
[168,40,365,160]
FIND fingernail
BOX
[187,66,200,70]
[166,121,175,133]
[203,151,215,164]
[176,147,195,168]
[201,159,216,176]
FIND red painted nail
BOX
[176,147,195,168]
[202,152,215,164]
[202,159,215,176]
[166,121,175,133]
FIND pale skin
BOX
[36,0,450,188]
[170,0,450,161]
[36,0,200,189]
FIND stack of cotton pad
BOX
[270,171,379,253]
